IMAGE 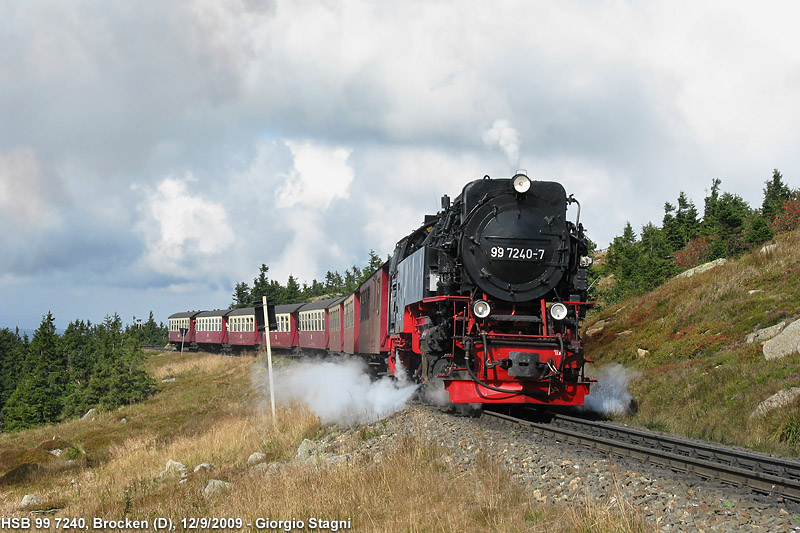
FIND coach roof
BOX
[299,297,340,312]
[168,311,202,319]
[196,309,231,318]
[275,303,305,314]
[227,307,255,317]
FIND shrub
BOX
[674,237,711,269]
[772,193,800,234]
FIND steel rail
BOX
[483,410,800,502]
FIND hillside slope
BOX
[2,351,650,531]
[583,228,800,456]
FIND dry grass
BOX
[585,229,800,455]
[0,350,652,532]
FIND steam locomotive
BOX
[168,172,594,406]
[389,172,593,405]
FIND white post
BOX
[263,296,277,425]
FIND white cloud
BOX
[135,175,233,277]
[275,141,355,210]
[268,141,356,282]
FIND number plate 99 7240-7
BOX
[489,246,545,261]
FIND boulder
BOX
[247,452,267,466]
[296,439,317,461]
[81,408,97,420]
[158,459,188,479]
[745,321,787,344]
[21,494,39,507]
[675,258,727,279]
[193,463,214,473]
[202,479,232,498]
[586,320,606,338]
[636,348,650,359]
[751,387,800,418]
[763,318,800,361]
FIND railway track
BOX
[483,408,800,503]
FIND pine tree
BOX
[1,313,67,430]
[638,223,677,289]
[250,264,283,304]
[141,311,167,345]
[700,179,752,259]
[283,275,302,303]
[84,315,155,411]
[603,222,643,300]
[0,328,27,414]
[762,169,793,222]
[364,250,384,280]
[231,282,251,308]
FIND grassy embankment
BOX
[585,228,800,456]
[0,350,651,532]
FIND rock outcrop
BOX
[763,318,800,361]
[157,459,188,479]
[203,479,232,498]
[674,258,727,279]
[585,320,606,337]
[745,321,787,344]
[751,387,800,417]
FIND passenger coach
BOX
[168,311,200,350]
[195,309,230,350]
[227,307,260,350]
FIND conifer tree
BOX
[0,328,27,414]
[1,313,67,430]
[762,169,793,222]
[231,281,251,308]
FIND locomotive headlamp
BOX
[472,299,491,319]
[512,173,531,194]
[549,302,568,321]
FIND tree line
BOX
[0,312,166,432]
[599,169,799,303]
[230,250,387,308]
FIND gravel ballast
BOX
[318,404,799,532]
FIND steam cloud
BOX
[254,357,418,426]
[583,364,639,416]
[482,119,521,170]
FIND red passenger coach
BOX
[270,303,303,349]
[298,298,339,351]
[226,307,260,349]
[342,293,360,354]
[326,296,346,353]
[168,311,200,350]
[195,310,230,350]
[357,264,390,354]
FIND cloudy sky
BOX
[2,0,799,330]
